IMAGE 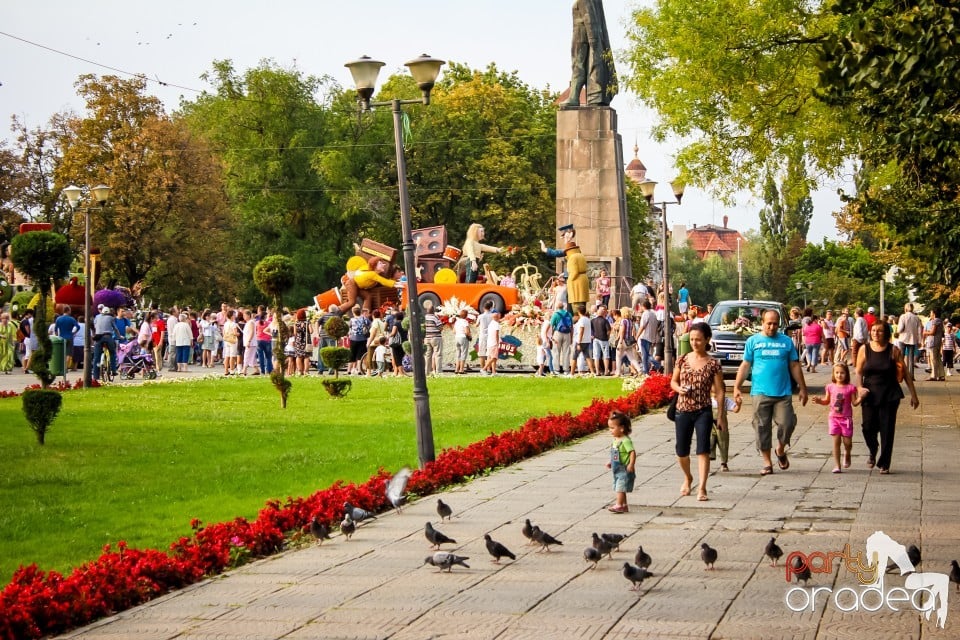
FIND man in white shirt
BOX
[638,300,660,374]
[630,281,648,311]
[165,308,180,372]
[897,302,923,375]
[573,304,595,375]
[476,300,494,370]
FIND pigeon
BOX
[622,562,654,591]
[791,554,812,584]
[343,501,376,523]
[309,516,331,545]
[635,546,652,570]
[340,513,356,540]
[484,534,516,563]
[764,537,784,567]
[592,532,615,559]
[424,552,470,572]
[950,560,960,592]
[886,544,921,573]
[385,467,412,513]
[436,498,453,522]
[701,543,718,570]
[601,533,627,551]
[584,547,602,568]
[532,527,563,552]
[425,521,456,549]
[522,519,536,544]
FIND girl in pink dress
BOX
[814,363,862,473]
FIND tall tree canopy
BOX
[180,60,337,305]
[56,75,235,305]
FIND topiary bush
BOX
[321,379,352,398]
[21,389,63,445]
[324,315,348,340]
[253,255,296,408]
[319,347,350,379]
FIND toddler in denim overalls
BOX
[605,411,636,513]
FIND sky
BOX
[0,0,844,242]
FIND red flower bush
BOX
[0,375,671,639]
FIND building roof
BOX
[686,219,744,258]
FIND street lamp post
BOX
[795,281,813,309]
[638,178,684,375]
[345,54,444,469]
[63,183,111,388]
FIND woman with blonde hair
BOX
[614,307,641,376]
[462,223,502,283]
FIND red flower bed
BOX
[0,378,99,399]
[0,374,672,639]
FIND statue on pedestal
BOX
[562,0,618,108]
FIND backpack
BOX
[557,312,573,334]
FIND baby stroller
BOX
[117,341,158,380]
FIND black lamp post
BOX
[345,54,444,469]
[638,178,684,375]
[63,183,111,388]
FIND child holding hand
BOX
[814,363,862,473]
[605,411,636,513]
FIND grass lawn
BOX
[0,375,623,584]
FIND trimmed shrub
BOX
[21,389,63,445]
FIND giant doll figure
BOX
[562,0,618,108]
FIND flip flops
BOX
[760,466,774,476]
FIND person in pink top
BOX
[802,315,825,373]
[814,363,862,473]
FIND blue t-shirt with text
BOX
[743,331,797,397]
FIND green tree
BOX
[56,75,236,306]
[11,231,71,388]
[622,0,849,198]
[181,60,337,306]
[817,0,960,299]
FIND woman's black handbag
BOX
[666,394,678,421]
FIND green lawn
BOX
[0,375,623,584]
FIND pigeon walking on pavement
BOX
[425,521,457,549]
[424,552,470,572]
[522,519,536,545]
[791,555,812,584]
[635,546,652,570]
[949,560,960,592]
[592,533,615,559]
[601,533,626,551]
[343,501,376,523]
[484,534,516,563]
[584,547,602,568]
[622,562,653,591]
[436,498,453,522]
[532,527,563,552]
[340,513,356,540]
[764,537,784,567]
[385,467,412,513]
[309,516,331,545]
[701,542,718,570]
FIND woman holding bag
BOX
[856,321,919,474]
[670,323,727,501]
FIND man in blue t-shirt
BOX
[733,309,808,476]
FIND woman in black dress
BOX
[856,321,919,474]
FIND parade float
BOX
[313,225,553,368]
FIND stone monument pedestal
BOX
[556,107,631,309]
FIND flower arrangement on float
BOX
[0,374,673,639]
[717,315,760,336]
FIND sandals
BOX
[697,493,709,501]
[760,466,774,476]
[832,468,842,474]
[867,457,876,469]
[608,504,629,513]
[720,463,729,472]
[776,452,790,470]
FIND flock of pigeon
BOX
[309,468,960,594]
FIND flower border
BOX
[0,374,672,639]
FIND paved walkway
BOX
[50,370,960,640]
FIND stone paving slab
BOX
[56,372,960,639]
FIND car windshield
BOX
[708,303,778,334]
